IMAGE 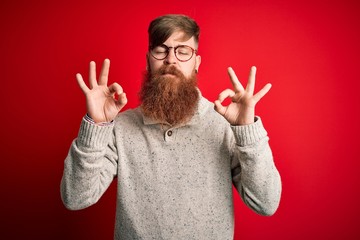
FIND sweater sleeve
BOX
[60,117,118,210]
[230,117,282,216]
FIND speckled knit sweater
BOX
[61,95,282,240]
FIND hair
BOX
[148,14,200,50]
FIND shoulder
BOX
[114,107,143,128]
[197,96,229,126]
[195,96,235,148]
[192,96,233,141]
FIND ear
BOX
[195,55,201,73]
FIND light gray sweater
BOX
[61,96,281,240]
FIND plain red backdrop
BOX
[1,0,359,239]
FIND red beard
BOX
[139,65,199,126]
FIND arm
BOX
[60,118,117,210]
[215,66,281,215]
[230,118,281,216]
[60,59,127,210]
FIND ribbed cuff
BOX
[230,116,268,146]
[84,113,114,126]
[77,117,114,149]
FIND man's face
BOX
[140,31,201,126]
[147,31,201,78]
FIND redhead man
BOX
[61,14,281,240]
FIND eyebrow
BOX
[159,44,191,49]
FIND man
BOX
[61,14,281,239]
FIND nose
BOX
[164,48,177,65]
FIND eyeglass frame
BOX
[149,44,198,62]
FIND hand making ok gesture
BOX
[214,66,271,126]
[76,59,128,123]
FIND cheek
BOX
[181,63,196,78]
[149,59,162,71]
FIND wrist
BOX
[234,118,254,126]
[85,114,114,126]
[235,113,255,126]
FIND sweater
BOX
[60,95,282,240]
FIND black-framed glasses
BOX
[150,44,197,62]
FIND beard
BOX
[139,65,199,126]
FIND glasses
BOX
[150,44,197,62]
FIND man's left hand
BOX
[214,66,272,125]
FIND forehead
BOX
[163,31,196,47]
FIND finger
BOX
[116,93,128,110]
[217,89,235,103]
[246,66,256,95]
[89,61,97,89]
[108,82,124,96]
[253,83,272,103]
[214,99,227,116]
[99,58,110,86]
[76,73,89,94]
[228,67,244,92]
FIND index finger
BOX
[227,67,244,92]
[98,58,110,85]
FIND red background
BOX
[1,0,359,239]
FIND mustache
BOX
[156,65,183,77]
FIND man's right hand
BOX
[76,59,127,123]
